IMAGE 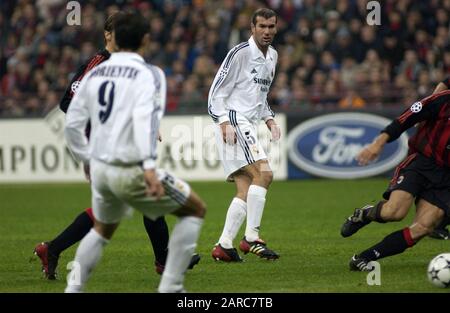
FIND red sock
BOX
[85,208,95,221]
[402,227,415,247]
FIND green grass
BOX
[0,179,448,293]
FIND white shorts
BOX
[90,159,191,224]
[215,110,268,181]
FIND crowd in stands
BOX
[0,0,449,117]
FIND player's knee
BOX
[262,170,273,186]
[93,222,117,240]
[253,170,272,187]
[193,199,207,218]
[188,201,207,219]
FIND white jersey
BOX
[65,52,166,170]
[208,36,277,124]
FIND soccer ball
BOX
[427,253,450,288]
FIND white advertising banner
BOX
[0,110,287,182]
[0,109,83,182]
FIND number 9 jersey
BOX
[64,52,166,171]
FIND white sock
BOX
[245,185,267,242]
[65,228,109,293]
[158,216,203,293]
[218,198,247,249]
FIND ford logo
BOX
[287,113,409,179]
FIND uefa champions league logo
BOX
[71,81,81,93]
[410,101,423,113]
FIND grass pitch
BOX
[0,179,448,293]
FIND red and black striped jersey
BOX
[382,90,450,167]
[59,49,111,113]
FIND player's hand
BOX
[266,119,280,142]
[144,169,165,200]
[356,133,389,166]
[220,121,236,145]
[356,142,383,166]
[83,163,91,183]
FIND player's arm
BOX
[59,61,91,113]
[356,92,449,166]
[413,77,449,129]
[262,50,279,141]
[356,132,390,166]
[64,79,90,165]
[208,48,241,144]
[262,99,280,141]
[60,54,107,113]
[132,69,165,199]
[383,92,447,143]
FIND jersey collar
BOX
[110,52,145,63]
[248,36,273,62]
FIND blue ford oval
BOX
[287,113,409,179]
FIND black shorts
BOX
[383,153,450,217]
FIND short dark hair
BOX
[114,12,149,50]
[251,8,277,26]
[104,11,125,32]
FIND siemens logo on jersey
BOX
[253,77,272,86]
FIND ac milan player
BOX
[33,12,200,280]
[340,89,450,271]
[428,76,450,239]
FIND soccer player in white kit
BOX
[209,8,280,262]
[64,12,205,293]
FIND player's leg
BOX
[122,169,205,292]
[349,199,444,271]
[143,215,202,274]
[65,192,125,293]
[65,204,124,293]
[341,190,414,237]
[212,170,250,262]
[142,215,168,273]
[65,219,119,293]
[34,207,94,280]
[158,189,206,293]
[238,159,279,259]
[65,161,127,293]
[341,154,422,238]
[429,216,450,240]
[227,110,278,259]
[409,199,445,240]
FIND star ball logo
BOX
[410,101,423,113]
[71,81,81,93]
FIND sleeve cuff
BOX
[143,159,156,170]
[263,116,275,122]
[381,120,401,143]
[218,115,230,124]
